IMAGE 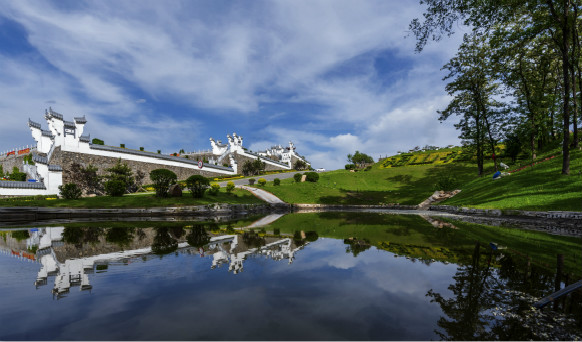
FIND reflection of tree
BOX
[169,226,185,239]
[186,225,210,248]
[151,227,178,255]
[62,227,104,246]
[427,243,582,340]
[11,230,30,241]
[243,229,266,248]
[105,227,135,247]
[343,237,371,257]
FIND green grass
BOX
[0,188,263,208]
[257,162,481,205]
[442,148,582,211]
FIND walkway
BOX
[238,185,286,204]
[217,172,299,187]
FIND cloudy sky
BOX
[0,1,465,170]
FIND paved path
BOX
[238,185,286,204]
[244,213,286,227]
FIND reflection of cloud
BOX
[0,238,456,340]
[135,98,146,104]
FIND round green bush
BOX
[273,178,281,186]
[186,175,209,198]
[149,169,177,197]
[293,173,302,182]
[59,183,82,199]
[248,178,256,185]
[258,178,267,186]
[208,183,221,195]
[305,172,319,182]
[226,181,235,193]
[104,179,126,197]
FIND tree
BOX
[410,0,581,175]
[242,157,265,176]
[10,167,26,181]
[347,151,374,169]
[104,158,134,194]
[186,224,210,248]
[59,183,82,199]
[293,159,308,170]
[68,163,102,195]
[186,174,209,198]
[438,33,504,175]
[504,132,522,163]
[149,169,177,197]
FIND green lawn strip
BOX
[262,212,581,275]
[0,188,263,208]
[443,148,582,211]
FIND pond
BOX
[0,213,581,340]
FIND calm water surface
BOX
[0,213,581,340]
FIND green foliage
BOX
[305,172,319,182]
[92,138,104,145]
[208,183,221,195]
[149,169,177,197]
[347,151,374,168]
[23,154,34,165]
[186,175,209,198]
[179,149,185,154]
[273,178,281,186]
[11,230,30,241]
[0,165,3,177]
[364,166,372,171]
[120,143,125,148]
[105,159,134,193]
[226,181,235,193]
[504,133,521,163]
[104,179,126,197]
[157,150,161,154]
[242,157,265,176]
[294,159,308,170]
[10,167,26,181]
[258,178,267,186]
[68,163,102,195]
[345,164,355,170]
[248,178,256,185]
[139,147,144,151]
[59,183,82,199]
[293,173,302,182]
[434,174,458,191]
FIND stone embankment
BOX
[0,203,289,226]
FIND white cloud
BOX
[0,1,466,167]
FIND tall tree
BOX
[439,33,503,175]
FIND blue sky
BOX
[0,1,464,170]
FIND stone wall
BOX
[0,154,28,175]
[50,148,231,184]
[232,152,289,172]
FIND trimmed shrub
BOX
[139,147,144,151]
[273,178,281,186]
[293,173,302,182]
[186,175,209,198]
[258,178,267,186]
[157,150,161,154]
[91,138,104,145]
[305,172,319,182]
[150,169,177,197]
[104,179,126,197]
[120,143,125,148]
[59,183,82,199]
[226,181,235,194]
[248,178,256,185]
[10,167,27,181]
[208,183,221,195]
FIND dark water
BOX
[0,213,581,340]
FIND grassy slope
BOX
[0,188,262,208]
[258,161,479,205]
[257,147,581,211]
[442,148,582,211]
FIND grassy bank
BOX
[0,188,262,208]
[255,147,581,211]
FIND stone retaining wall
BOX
[292,203,419,211]
[0,203,290,226]
[429,204,582,220]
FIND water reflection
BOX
[1,212,581,340]
[1,223,312,298]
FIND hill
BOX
[258,146,582,212]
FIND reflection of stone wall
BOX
[50,148,227,183]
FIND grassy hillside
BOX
[258,146,582,211]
